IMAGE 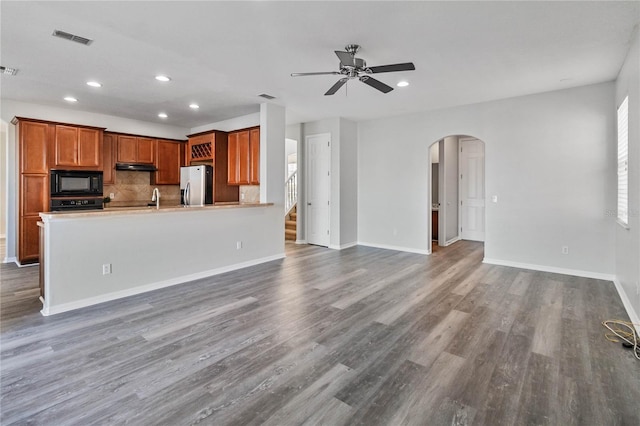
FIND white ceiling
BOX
[1,1,638,128]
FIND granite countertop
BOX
[40,202,273,220]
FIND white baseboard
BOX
[357,241,429,255]
[613,279,640,335]
[41,253,286,316]
[295,239,307,245]
[328,241,358,250]
[3,256,17,264]
[483,258,615,281]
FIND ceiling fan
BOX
[291,44,415,96]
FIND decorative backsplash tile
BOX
[105,171,180,206]
[240,185,260,203]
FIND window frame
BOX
[617,95,629,229]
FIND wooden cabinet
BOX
[249,128,260,185]
[102,132,116,184]
[14,118,52,264]
[228,127,260,185]
[116,135,155,164]
[152,139,183,185]
[432,210,439,240]
[20,120,49,174]
[186,130,238,202]
[53,125,102,168]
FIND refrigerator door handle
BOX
[185,181,190,206]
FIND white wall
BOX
[358,82,616,277]
[339,118,358,248]
[1,99,191,261]
[41,205,283,314]
[615,29,640,325]
[189,112,260,134]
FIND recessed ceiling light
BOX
[64,96,78,102]
[397,81,409,87]
[158,112,168,119]
[189,103,200,109]
[86,81,102,88]
[155,75,171,82]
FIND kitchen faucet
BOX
[151,187,160,209]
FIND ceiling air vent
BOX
[52,30,93,46]
[258,93,276,100]
[0,66,18,76]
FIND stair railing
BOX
[285,170,297,215]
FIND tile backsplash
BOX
[105,171,180,206]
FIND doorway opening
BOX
[429,135,485,252]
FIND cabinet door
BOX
[117,135,138,163]
[78,128,101,167]
[103,133,116,184]
[20,216,42,263]
[154,140,181,185]
[54,125,78,167]
[249,128,260,185]
[227,132,239,184]
[137,137,155,164]
[237,130,250,185]
[21,175,48,215]
[20,121,49,173]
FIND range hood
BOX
[115,163,157,172]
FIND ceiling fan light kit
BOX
[291,44,415,96]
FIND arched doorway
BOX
[428,135,486,251]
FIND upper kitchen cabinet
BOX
[228,127,260,185]
[102,132,116,184]
[187,133,215,163]
[152,139,184,185]
[116,135,155,164]
[16,119,49,174]
[249,128,260,185]
[53,125,103,169]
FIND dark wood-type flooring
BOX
[1,240,639,425]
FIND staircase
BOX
[285,170,298,241]
[285,205,297,241]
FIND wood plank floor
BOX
[1,240,639,425]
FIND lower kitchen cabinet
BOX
[20,216,42,263]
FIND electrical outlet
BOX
[561,246,569,255]
[241,192,245,200]
[236,241,242,250]
[102,264,112,275]
[109,193,115,199]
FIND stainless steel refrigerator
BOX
[180,165,213,206]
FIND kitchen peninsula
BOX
[38,202,283,316]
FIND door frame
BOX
[305,133,331,247]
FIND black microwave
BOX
[50,170,103,197]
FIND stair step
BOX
[285,229,297,240]
[290,212,297,220]
[285,220,296,229]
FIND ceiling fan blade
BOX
[335,50,355,67]
[359,76,393,93]
[367,62,416,73]
[325,78,349,96]
[291,71,341,77]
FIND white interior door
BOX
[460,138,485,241]
[306,134,330,247]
